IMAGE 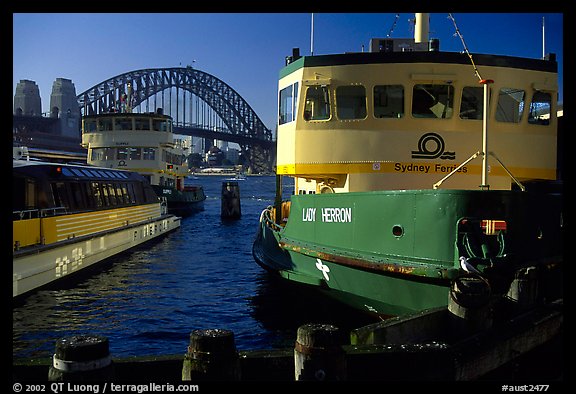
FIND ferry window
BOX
[107,184,118,206]
[460,87,484,120]
[51,182,70,209]
[115,117,133,131]
[69,182,85,210]
[337,85,367,120]
[129,148,142,160]
[98,118,113,131]
[153,119,169,131]
[304,85,330,121]
[101,184,110,206]
[117,148,128,160]
[143,148,156,160]
[279,82,299,125]
[134,117,150,130]
[126,183,137,204]
[115,184,125,204]
[13,176,35,211]
[82,183,95,208]
[412,84,454,119]
[91,182,103,208]
[496,88,525,123]
[374,85,404,118]
[528,91,552,125]
[120,184,131,204]
[84,119,97,132]
[91,148,112,161]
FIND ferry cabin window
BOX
[374,85,404,118]
[84,119,97,133]
[304,85,330,121]
[129,148,142,160]
[336,85,367,120]
[115,118,133,131]
[98,118,113,131]
[412,84,454,119]
[91,182,103,208]
[279,82,299,125]
[153,119,171,132]
[13,176,36,211]
[459,87,485,120]
[143,147,156,160]
[496,88,525,123]
[528,91,552,125]
[134,117,150,130]
[117,148,128,160]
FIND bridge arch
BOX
[77,67,274,171]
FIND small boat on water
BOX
[253,13,563,317]
[81,93,206,217]
[12,154,181,298]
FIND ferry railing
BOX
[261,206,284,232]
[13,207,68,221]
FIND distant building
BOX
[14,80,42,116]
[50,78,81,139]
[13,78,85,154]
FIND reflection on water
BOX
[13,176,378,359]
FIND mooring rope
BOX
[447,13,483,81]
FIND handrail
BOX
[13,207,68,221]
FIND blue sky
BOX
[13,13,563,131]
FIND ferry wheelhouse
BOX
[81,109,206,217]
[13,158,181,298]
[253,14,563,316]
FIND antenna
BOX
[310,13,314,56]
[542,16,546,59]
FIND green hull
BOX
[253,188,563,316]
[152,185,206,217]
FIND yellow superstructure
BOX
[276,49,558,194]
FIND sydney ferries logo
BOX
[411,132,455,160]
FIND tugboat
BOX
[81,87,206,217]
[253,13,563,317]
[13,150,181,298]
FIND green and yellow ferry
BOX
[253,13,563,317]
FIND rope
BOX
[386,14,400,37]
[447,13,483,81]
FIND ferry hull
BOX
[13,215,181,298]
[151,185,206,217]
[253,188,563,316]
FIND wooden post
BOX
[182,329,241,381]
[448,275,493,334]
[294,323,346,381]
[48,335,114,381]
[221,181,241,219]
[506,266,539,308]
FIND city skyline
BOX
[13,13,564,130]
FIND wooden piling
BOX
[448,275,493,333]
[48,335,114,381]
[221,181,241,219]
[294,323,346,381]
[182,329,241,381]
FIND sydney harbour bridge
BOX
[78,67,275,173]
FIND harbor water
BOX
[12,175,377,360]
